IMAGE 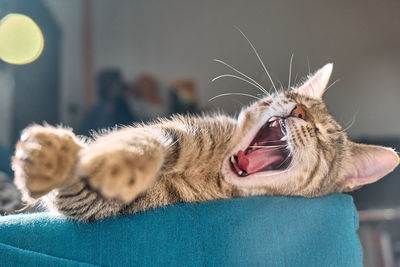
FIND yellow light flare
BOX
[0,13,44,65]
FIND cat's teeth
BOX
[270,121,278,127]
[230,155,236,164]
[238,170,243,176]
[280,136,288,141]
[268,116,279,122]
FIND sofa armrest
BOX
[0,194,362,266]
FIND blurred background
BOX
[0,1,399,265]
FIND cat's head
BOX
[222,63,399,196]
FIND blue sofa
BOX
[0,194,362,266]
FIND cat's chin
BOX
[222,116,293,187]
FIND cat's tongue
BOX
[237,149,284,174]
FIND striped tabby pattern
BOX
[12,64,399,221]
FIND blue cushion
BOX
[0,194,362,266]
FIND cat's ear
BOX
[342,143,399,191]
[295,63,333,99]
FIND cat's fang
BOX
[268,116,279,122]
[280,136,288,141]
[270,121,278,127]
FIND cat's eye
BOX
[290,105,306,120]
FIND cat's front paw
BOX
[12,125,82,200]
[77,145,163,203]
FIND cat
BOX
[12,63,399,222]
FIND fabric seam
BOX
[0,241,101,266]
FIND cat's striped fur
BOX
[12,64,399,221]
[14,115,239,221]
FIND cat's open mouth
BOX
[230,117,291,177]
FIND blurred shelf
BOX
[358,208,400,222]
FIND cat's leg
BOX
[13,125,166,221]
[50,127,167,221]
[13,116,234,221]
[12,125,83,201]
[76,127,165,204]
[13,125,128,221]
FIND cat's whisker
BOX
[208,92,262,102]
[341,115,357,132]
[324,78,340,94]
[247,147,288,153]
[292,73,299,88]
[277,81,284,93]
[279,143,295,167]
[258,156,299,178]
[248,145,287,148]
[213,59,269,95]
[255,150,295,178]
[276,152,292,169]
[280,143,303,171]
[212,74,267,94]
[280,150,303,174]
[335,111,359,134]
[257,140,288,144]
[288,54,294,90]
[235,26,278,94]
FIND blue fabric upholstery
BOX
[0,194,362,266]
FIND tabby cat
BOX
[12,64,399,222]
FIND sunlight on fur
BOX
[10,29,399,221]
[11,62,399,222]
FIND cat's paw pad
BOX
[78,147,162,203]
[12,125,81,199]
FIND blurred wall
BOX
[44,0,84,129]
[91,0,400,137]
[0,65,14,146]
[47,0,400,137]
